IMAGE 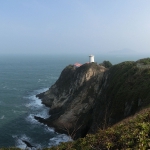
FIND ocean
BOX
[0,54,143,148]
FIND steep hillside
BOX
[91,58,150,132]
[41,58,150,150]
[36,63,106,138]
[36,58,150,140]
[44,108,150,150]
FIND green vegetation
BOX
[137,58,150,65]
[101,60,113,68]
[1,107,150,150]
[43,108,150,150]
[43,58,150,150]
[105,60,150,119]
[1,58,150,150]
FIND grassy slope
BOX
[107,59,150,119]
[46,108,150,150]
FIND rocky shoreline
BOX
[35,63,106,139]
[34,59,150,140]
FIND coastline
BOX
[34,63,106,139]
[35,92,70,136]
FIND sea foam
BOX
[24,87,71,148]
[25,88,50,120]
[13,134,31,149]
[49,134,72,147]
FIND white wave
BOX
[24,87,72,148]
[12,135,26,149]
[38,109,50,119]
[25,87,50,124]
[2,85,11,90]
[37,78,49,83]
[3,86,7,89]
[25,96,49,113]
[44,125,55,133]
[24,87,49,108]
[26,114,40,124]
[13,134,32,149]
[0,115,5,119]
[26,95,43,108]
[12,109,27,113]
[13,134,41,150]
[26,106,49,123]
[38,79,42,82]
[26,108,50,125]
[24,87,48,99]
[34,87,49,94]
[12,87,19,91]
[48,134,72,147]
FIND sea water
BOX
[0,54,143,148]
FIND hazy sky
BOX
[0,0,150,56]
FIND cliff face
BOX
[37,63,106,138]
[37,58,150,139]
[91,59,150,132]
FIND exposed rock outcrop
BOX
[36,63,106,138]
[36,58,150,139]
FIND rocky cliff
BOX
[36,63,106,138]
[36,58,150,139]
[90,58,150,132]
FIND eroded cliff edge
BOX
[36,63,107,138]
[36,58,150,139]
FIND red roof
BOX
[74,63,82,67]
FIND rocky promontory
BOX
[36,63,106,138]
[36,58,150,139]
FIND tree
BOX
[102,61,112,68]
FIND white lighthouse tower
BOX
[89,55,94,63]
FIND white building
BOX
[89,55,94,63]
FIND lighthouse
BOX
[89,55,94,63]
